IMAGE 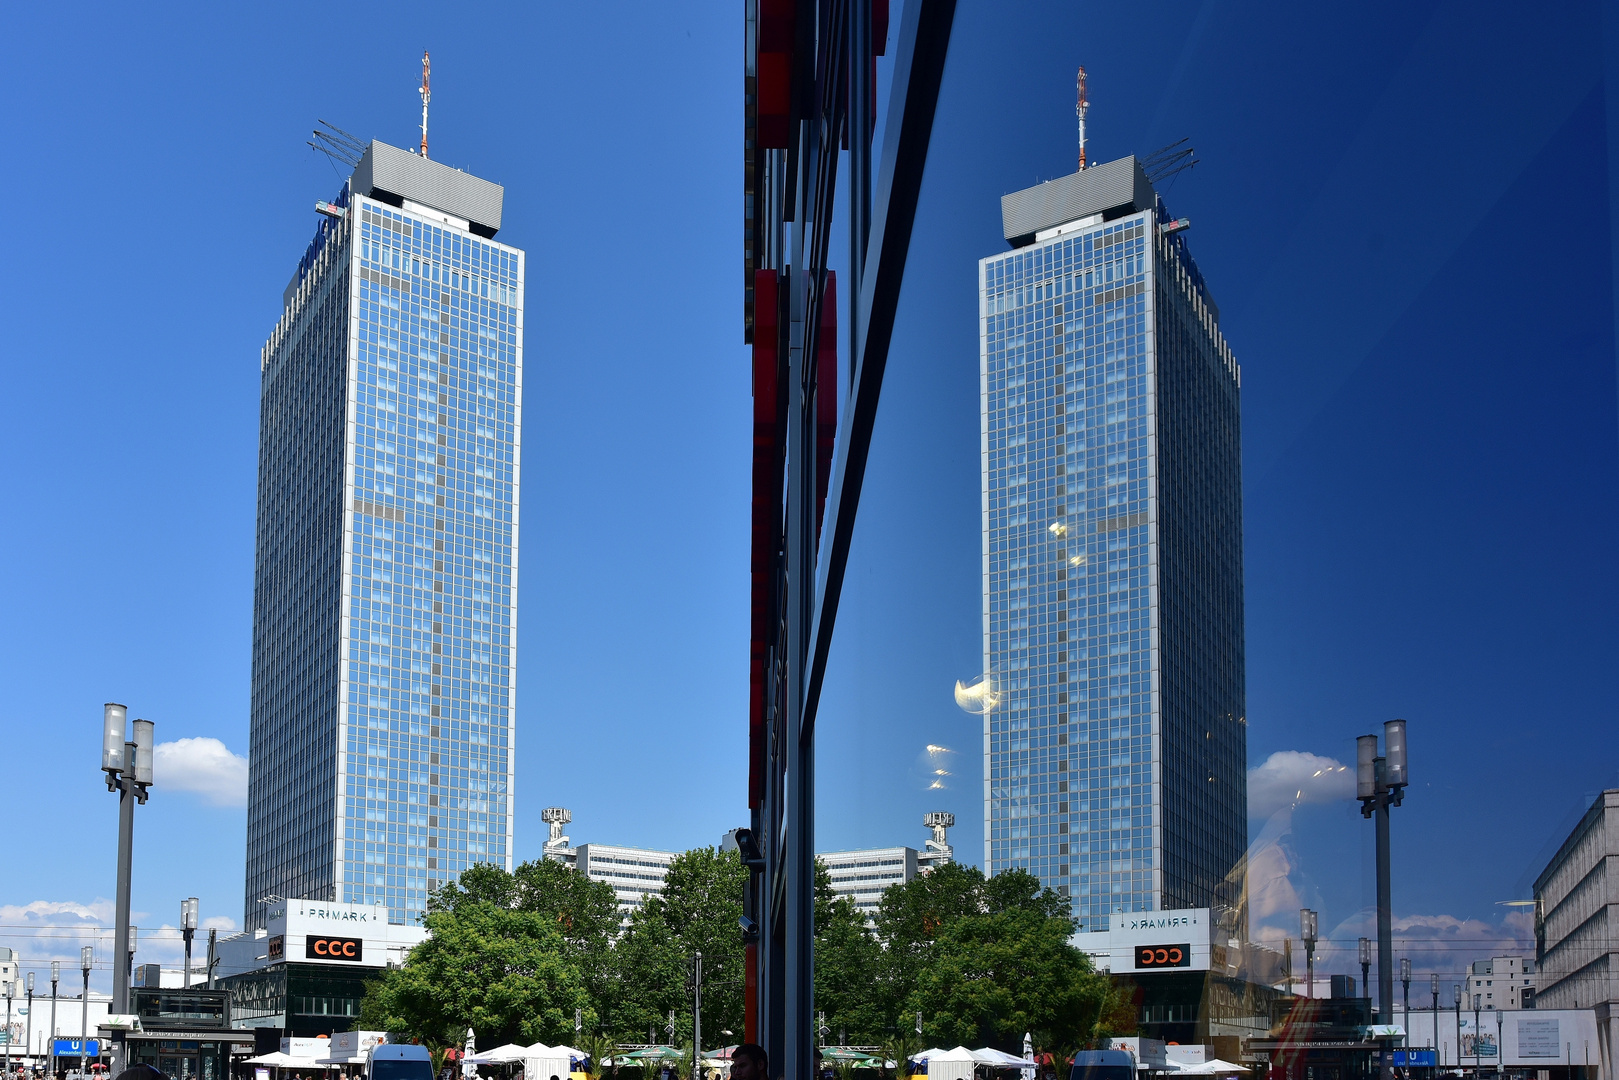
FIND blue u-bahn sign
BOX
[54,1038,101,1056]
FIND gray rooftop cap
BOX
[352,140,504,236]
[1000,156,1154,246]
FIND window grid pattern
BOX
[342,197,521,923]
[246,217,352,921]
[247,190,522,930]
[979,209,1243,929]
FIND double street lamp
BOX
[181,900,199,988]
[1357,719,1409,1031]
[1300,908,1319,999]
[100,703,154,1018]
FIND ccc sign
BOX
[305,935,365,962]
[1135,943,1190,969]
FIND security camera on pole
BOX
[1357,720,1408,1080]
[101,702,155,1072]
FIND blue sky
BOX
[2,0,1616,995]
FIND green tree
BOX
[431,857,624,1033]
[871,864,1113,1053]
[814,860,884,1044]
[359,900,589,1047]
[614,848,748,1043]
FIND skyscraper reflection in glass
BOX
[246,141,522,929]
[980,156,1245,928]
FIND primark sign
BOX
[268,900,393,969]
[1070,908,1215,974]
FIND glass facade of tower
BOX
[979,205,1243,928]
[247,183,522,929]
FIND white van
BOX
[367,1043,436,1080]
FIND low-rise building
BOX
[818,847,918,921]
[215,899,426,1037]
[1464,955,1537,1011]
[575,844,679,920]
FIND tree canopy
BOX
[360,852,1124,1055]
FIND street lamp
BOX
[181,899,199,988]
[1454,984,1462,1076]
[1431,973,1440,1062]
[1360,938,1372,1001]
[1358,719,1409,1029]
[5,975,15,1075]
[80,946,93,1079]
[1401,958,1411,1029]
[1472,994,1482,1079]
[26,971,35,1071]
[1495,1006,1504,1080]
[101,703,155,1018]
[1301,909,1319,1000]
[49,961,60,1080]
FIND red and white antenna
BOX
[1076,65,1089,170]
[420,51,433,157]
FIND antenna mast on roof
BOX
[1076,65,1090,171]
[419,50,432,157]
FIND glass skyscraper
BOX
[246,140,522,929]
[980,155,1245,928]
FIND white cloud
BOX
[152,738,249,807]
[1247,750,1355,819]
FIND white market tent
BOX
[974,1050,1039,1069]
[469,1045,533,1065]
[1169,1062,1250,1075]
[919,1047,991,1080]
[246,1052,335,1069]
[522,1043,572,1080]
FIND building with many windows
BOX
[1534,789,1619,1060]
[979,155,1246,927]
[245,139,522,929]
[819,847,918,921]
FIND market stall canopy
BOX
[620,1047,685,1061]
[246,1053,331,1068]
[469,1045,532,1064]
[1172,1062,1250,1074]
[974,1049,1039,1068]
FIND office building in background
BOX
[979,154,1246,928]
[245,139,523,928]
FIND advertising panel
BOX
[1517,1019,1561,1059]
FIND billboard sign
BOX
[1518,1019,1561,1059]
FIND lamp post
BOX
[1360,938,1372,1002]
[1431,974,1440,1064]
[128,927,138,989]
[181,899,198,988]
[1358,720,1409,1035]
[1454,984,1462,1077]
[80,947,93,1079]
[1401,958,1411,1033]
[1472,995,1482,1079]
[1495,1007,1504,1079]
[1301,909,1319,1000]
[100,702,154,1019]
[26,971,35,1072]
[5,976,15,1075]
[49,962,59,1080]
